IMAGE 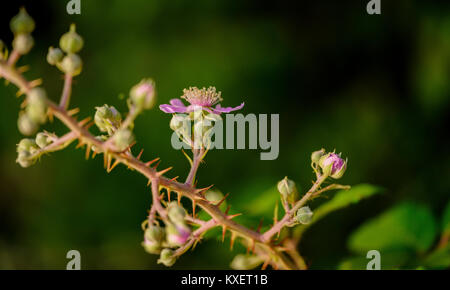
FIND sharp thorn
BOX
[222,225,227,242]
[192,200,196,218]
[215,193,229,207]
[230,232,237,250]
[227,213,242,220]
[67,107,80,116]
[85,144,91,160]
[145,158,160,167]
[136,149,144,160]
[78,117,91,127]
[107,159,120,173]
[158,167,173,176]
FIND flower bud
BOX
[16,150,34,168]
[277,177,298,204]
[296,206,313,225]
[58,54,82,76]
[46,47,63,65]
[230,254,264,270]
[157,248,176,267]
[35,132,52,149]
[18,113,38,136]
[311,148,325,164]
[205,190,224,203]
[17,138,37,153]
[129,79,156,110]
[94,105,122,134]
[26,88,48,124]
[166,223,191,247]
[12,34,34,55]
[142,225,165,254]
[318,152,347,179]
[59,24,83,54]
[113,129,134,151]
[167,201,186,224]
[10,8,35,35]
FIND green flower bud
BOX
[166,223,190,247]
[142,240,161,255]
[58,53,82,76]
[277,177,298,203]
[157,248,176,267]
[12,34,34,55]
[17,138,37,153]
[145,225,165,245]
[59,24,83,54]
[46,47,63,65]
[35,132,52,149]
[26,88,48,124]
[296,206,313,225]
[311,148,325,164]
[16,150,35,168]
[10,8,35,35]
[18,112,38,136]
[205,190,224,203]
[129,79,156,110]
[113,129,134,151]
[230,254,264,270]
[167,201,186,224]
[94,105,122,134]
[318,152,347,179]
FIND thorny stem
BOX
[0,58,338,270]
[185,148,204,186]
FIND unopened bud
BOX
[167,201,186,224]
[17,138,37,153]
[94,105,122,134]
[230,254,264,270]
[311,148,325,164]
[166,223,191,247]
[296,206,313,225]
[319,152,347,179]
[170,114,188,131]
[142,225,165,255]
[12,34,34,55]
[16,151,34,168]
[58,53,82,76]
[113,129,134,151]
[26,88,47,124]
[18,113,38,136]
[129,79,156,110]
[10,8,35,35]
[60,24,83,54]
[46,47,63,65]
[35,132,52,148]
[277,177,298,204]
[157,248,176,267]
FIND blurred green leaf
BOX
[348,202,438,254]
[424,244,450,269]
[294,184,383,238]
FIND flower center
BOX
[181,86,223,107]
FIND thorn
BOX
[157,167,173,176]
[152,160,161,169]
[84,121,95,130]
[196,184,214,196]
[85,144,91,160]
[225,205,231,215]
[29,79,43,88]
[177,192,181,205]
[48,109,54,123]
[256,218,264,233]
[227,213,242,220]
[222,225,227,242]
[147,179,151,186]
[170,176,179,182]
[145,158,160,167]
[215,193,229,207]
[167,190,171,203]
[107,159,120,173]
[75,140,85,149]
[16,89,25,97]
[103,152,108,168]
[261,259,270,270]
[92,151,97,159]
[230,232,237,250]
[192,200,196,218]
[120,141,136,154]
[273,201,279,225]
[106,154,112,171]
[78,117,91,127]
[67,107,80,116]
[17,65,29,73]
[136,149,144,160]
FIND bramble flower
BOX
[319,152,347,179]
[159,86,244,114]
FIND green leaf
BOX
[442,200,450,234]
[348,202,438,254]
[294,184,383,238]
[424,244,450,269]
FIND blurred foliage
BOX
[0,0,449,269]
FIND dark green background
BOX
[0,0,449,269]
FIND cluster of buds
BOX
[47,24,83,76]
[142,202,192,267]
[169,110,222,149]
[10,8,35,55]
[18,88,48,136]
[311,149,347,179]
[15,132,55,168]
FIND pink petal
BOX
[213,102,245,114]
